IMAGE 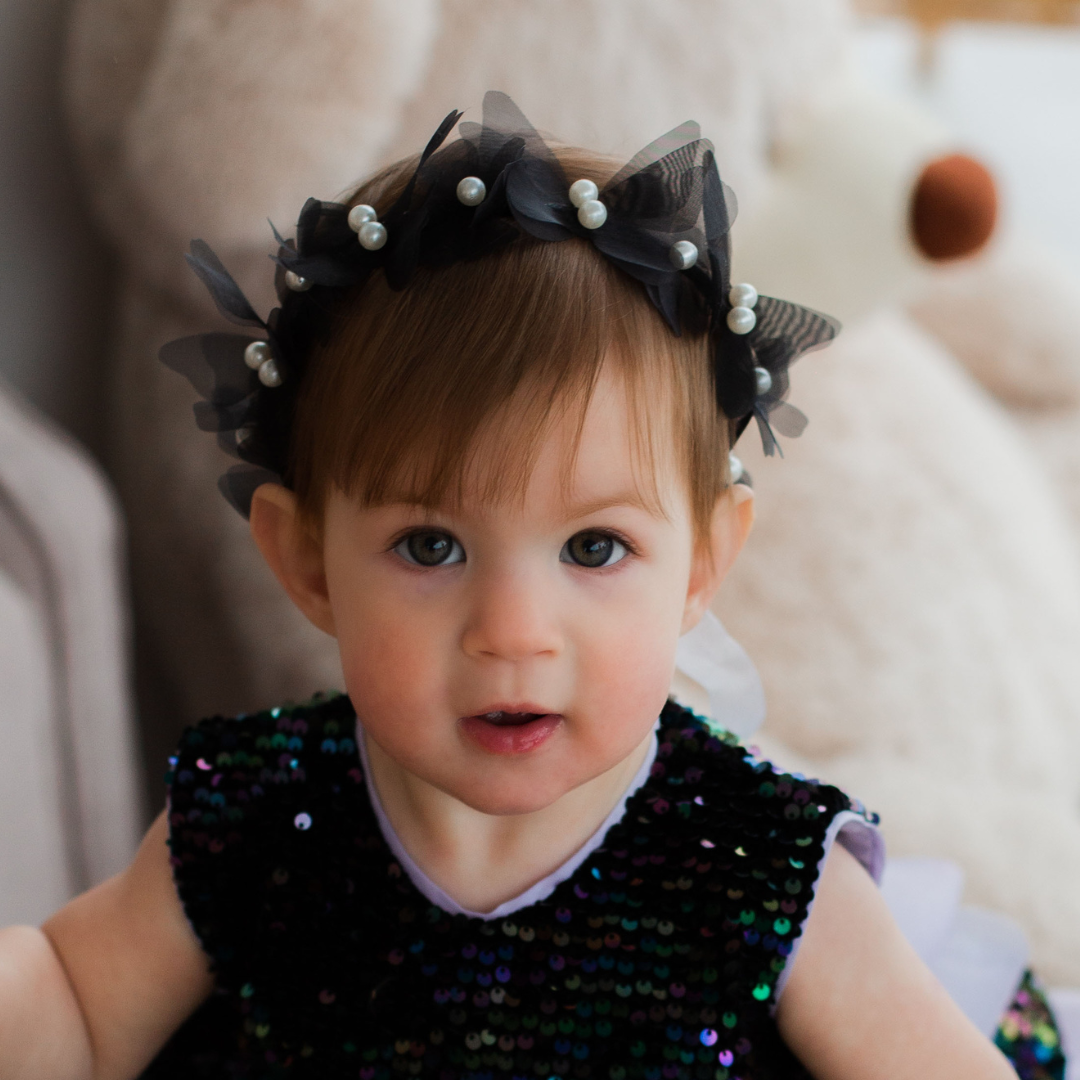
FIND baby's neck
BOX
[360,727,655,914]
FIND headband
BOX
[161,91,839,516]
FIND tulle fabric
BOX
[163,92,839,516]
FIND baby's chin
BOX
[424,751,628,817]
[445,748,656,817]
[432,769,590,818]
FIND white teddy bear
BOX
[64,0,1080,985]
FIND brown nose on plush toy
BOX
[911,153,998,261]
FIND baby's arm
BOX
[776,843,1016,1079]
[0,812,213,1080]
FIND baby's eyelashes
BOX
[394,530,465,567]
[390,527,635,570]
[560,531,630,569]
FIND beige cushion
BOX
[0,387,139,922]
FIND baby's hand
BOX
[0,813,212,1080]
[776,844,1016,1079]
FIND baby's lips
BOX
[911,152,998,261]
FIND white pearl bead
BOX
[456,176,487,206]
[258,358,282,387]
[285,270,312,292]
[358,221,388,250]
[729,282,758,309]
[236,426,255,444]
[729,454,745,483]
[244,340,271,370]
[755,366,773,395]
[569,179,599,208]
[577,199,608,230]
[726,306,757,335]
[347,204,377,232]
[669,241,699,270]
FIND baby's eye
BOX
[394,530,465,567]
[561,531,628,569]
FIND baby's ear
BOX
[681,485,754,633]
[249,484,336,637]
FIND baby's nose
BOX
[460,572,563,661]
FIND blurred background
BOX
[6,0,1080,1039]
[0,0,111,452]
[856,0,1080,277]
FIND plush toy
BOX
[64,0,1080,985]
[906,232,1080,537]
[711,41,1080,989]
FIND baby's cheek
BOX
[606,586,681,686]
[336,610,445,721]
[578,619,677,744]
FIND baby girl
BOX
[0,93,1017,1080]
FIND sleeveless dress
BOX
[145,693,886,1079]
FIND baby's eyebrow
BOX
[560,489,665,522]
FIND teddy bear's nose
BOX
[910,153,998,261]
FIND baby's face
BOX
[311,368,744,815]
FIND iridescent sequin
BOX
[995,971,1066,1080]
[150,694,876,1080]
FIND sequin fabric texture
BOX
[995,972,1066,1080]
[150,694,876,1080]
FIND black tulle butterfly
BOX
[163,91,839,516]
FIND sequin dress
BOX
[146,693,880,1080]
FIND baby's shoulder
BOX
[165,692,374,980]
[167,690,365,851]
[168,690,360,814]
[648,701,878,868]
[169,691,359,785]
[654,700,871,822]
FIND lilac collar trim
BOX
[355,720,659,921]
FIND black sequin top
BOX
[146,693,876,1080]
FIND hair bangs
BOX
[289,150,731,542]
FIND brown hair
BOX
[289,148,732,543]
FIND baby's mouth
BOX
[459,708,563,754]
[477,710,546,727]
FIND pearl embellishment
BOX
[257,357,282,387]
[729,453,745,483]
[669,241,699,270]
[347,204,377,231]
[578,199,608,230]
[569,179,599,208]
[729,283,758,309]
[569,178,607,230]
[244,340,271,370]
[755,366,773,395]
[456,176,487,206]
[726,306,757,335]
[358,221,388,251]
[350,203,386,249]
[285,270,312,292]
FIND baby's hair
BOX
[289,147,733,545]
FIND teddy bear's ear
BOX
[911,154,998,261]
